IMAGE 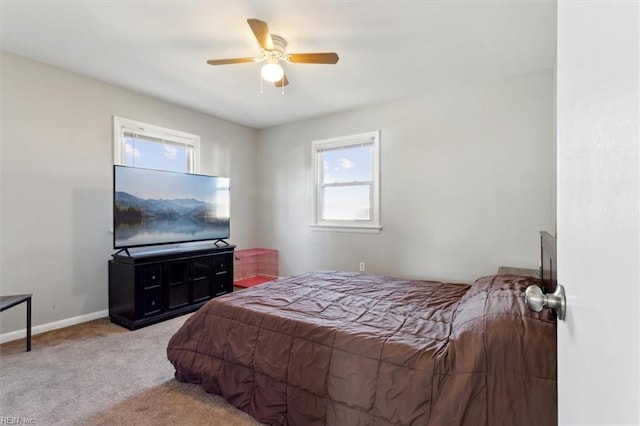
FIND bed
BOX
[167,233,557,425]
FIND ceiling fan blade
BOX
[207,57,257,65]
[274,73,289,87]
[288,53,339,64]
[247,18,274,50]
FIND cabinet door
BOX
[214,252,234,295]
[191,256,214,302]
[165,260,190,309]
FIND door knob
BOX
[525,284,566,320]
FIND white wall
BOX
[257,70,555,283]
[0,52,259,334]
[556,1,639,423]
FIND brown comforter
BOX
[167,271,556,425]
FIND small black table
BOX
[0,294,32,351]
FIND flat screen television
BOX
[113,165,230,249]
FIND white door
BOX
[556,1,639,424]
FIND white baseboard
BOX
[0,309,109,344]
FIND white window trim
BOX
[311,131,381,233]
[113,116,201,173]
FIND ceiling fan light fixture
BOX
[261,62,284,83]
[207,18,339,89]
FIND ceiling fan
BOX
[206,18,339,87]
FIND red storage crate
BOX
[233,248,278,288]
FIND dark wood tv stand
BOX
[108,244,235,330]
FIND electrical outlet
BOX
[359,262,365,272]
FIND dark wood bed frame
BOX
[540,230,557,293]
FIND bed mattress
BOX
[167,271,556,425]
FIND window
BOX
[113,116,200,173]
[311,131,381,232]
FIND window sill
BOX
[309,224,382,234]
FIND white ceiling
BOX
[0,1,556,129]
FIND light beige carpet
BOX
[84,379,259,426]
[0,315,261,425]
